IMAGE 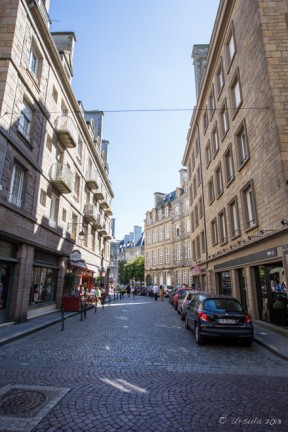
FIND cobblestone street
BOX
[0,297,288,432]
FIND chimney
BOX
[154,192,165,208]
[179,168,187,188]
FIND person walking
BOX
[159,285,164,301]
[131,285,135,300]
[152,283,159,301]
[126,285,131,297]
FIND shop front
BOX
[28,250,59,318]
[254,263,287,326]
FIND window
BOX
[77,140,83,160]
[186,218,190,232]
[153,251,157,266]
[40,189,47,207]
[164,224,170,240]
[46,134,52,152]
[74,173,80,200]
[215,163,223,197]
[197,166,201,186]
[176,245,180,261]
[147,251,151,267]
[62,208,67,222]
[153,229,157,243]
[165,207,169,218]
[159,249,163,265]
[201,230,206,252]
[195,204,199,226]
[52,85,58,103]
[8,164,24,207]
[18,101,33,140]
[226,27,236,68]
[229,198,240,238]
[189,185,193,205]
[230,70,242,118]
[191,148,195,170]
[193,176,197,198]
[224,144,234,184]
[158,226,163,242]
[191,211,195,232]
[158,209,162,221]
[216,59,225,96]
[219,210,228,244]
[175,224,180,237]
[165,247,170,264]
[211,125,219,155]
[205,140,212,167]
[208,86,216,119]
[211,218,218,245]
[199,196,203,218]
[235,122,249,168]
[203,107,209,133]
[147,231,151,245]
[28,44,41,80]
[196,236,201,259]
[220,100,229,138]
[241,182,257,230]
[208,177,215,204]
[187,241,192,259]
[49,193,58,228]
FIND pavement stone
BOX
[0,297,287,432]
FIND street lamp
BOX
[67,222,86,242]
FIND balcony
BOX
[55,115,78,149]
[104,207,113,216]
[94,189,104,201]
[100,200,108,209]
[86,171,99,190]
[50,163,73,194]
[97,222,107,235]
[83,203,97,223]
[93,215,103,230]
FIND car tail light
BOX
[198,312,210,322]
[244,314,251,324]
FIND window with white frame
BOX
[147,231,151,245]
[147,251,151,267]
[242,182,257,229]
[165,247,170,264]
[224,144,234,184]
[175,224,180,237]
[8,163,24,207]
[153,229,157,243]
[153,251,157,266]
[146,214,151,226]
[49,193,58,228]
[176,244,181,261]
[164,224,169,239]
[235,122,249,168]
[18,101,33,140]
[159,249,163,265]
[187,241,192,259]
[205,140,212,167]
[40,189,47,207]
[177,271,181,285]
[229,198,240,238]
[220,101,229,138]
[216,59,225,96]
[211,125,219,155]
[226,27,236,67]
[164,206,169,218]
[211,218,218,245]
[183,270,187,285]
[219,209,228,244]
[158,226,163,242]
[208,177,215,204]
[175,204,180,217]
[230,72,242,115]
[158,209,162,221]
[215,163,223,197]
[152,212,156,223]
[185,199,189,212]
[28,44,41,80]
[186,218,191,232]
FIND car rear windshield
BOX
[203,298,243,312]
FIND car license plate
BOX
[218,319,237,324]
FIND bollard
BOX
[84,300,87,319]
[95,300,97,313]
[80,302,83,321]
[61,306,64,331]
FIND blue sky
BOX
[49,1,219,239]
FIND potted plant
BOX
[272,300,286,326]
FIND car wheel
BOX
[242,338,253,347]
[185,317,189,329]
[195,324,204,345]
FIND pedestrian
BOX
[131,285,135,299]
[126,285,131,297]
[152,283,159,301]
[100,289,106,309]
[159,285,164,301]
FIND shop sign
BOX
[192,265,200,275]
[70,250,82,262]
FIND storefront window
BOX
[218,271,232,295]
[29,267,57,306]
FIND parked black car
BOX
[185,293,253,346]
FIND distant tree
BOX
[118,260,128,284]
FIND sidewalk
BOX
[0,308,288,360]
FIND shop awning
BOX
[67,259,87,270]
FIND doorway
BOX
[0,263,12,323]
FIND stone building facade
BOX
[144,169,188,288]
[182,0,288,325]
[0,0,113,323]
